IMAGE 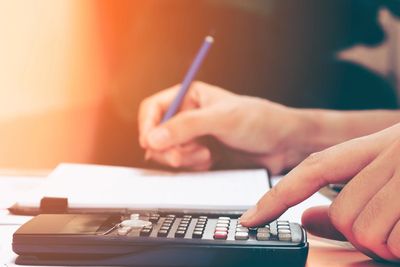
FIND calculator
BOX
[13,213,308,266]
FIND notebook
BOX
[9,163,270,215]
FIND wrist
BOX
[280,108,346,169]
[294,108,353,153]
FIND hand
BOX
[138,81,310,174]
[240,123,400,262]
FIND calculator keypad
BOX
[157,215,175,237]
[111,213,298,244]
[213,217,230,240]
[175,215,192,238]
[192,216,207,238]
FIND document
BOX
[14,163,270,212]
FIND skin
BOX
[138,81,400,262]
[139,81,400,174]
[240,124,400,262]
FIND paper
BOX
[17,163,270,211]
[0,175,44,210]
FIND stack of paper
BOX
[14,163,270,212]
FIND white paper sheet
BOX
[16,163,270,211]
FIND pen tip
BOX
[205,36,214,43]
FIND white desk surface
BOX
[0,174,44,266]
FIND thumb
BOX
[302,206,346,241]
[146,109,217,150]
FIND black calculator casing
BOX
[13,213,308,267]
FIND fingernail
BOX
[240,206,257,224]
[148,128,170,148]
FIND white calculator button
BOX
[235,232,249,240]
[130,214,140,220]
[121,219,152,228]
[117,226,132,236]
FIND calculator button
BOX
[177,227,187,232]
[236,227,249,232]
[198,216,208,220]
[214,228,227,233]
[117,226,132,236]
[166,214,176,218]
[278,225,290,230]
[120,219,152,228]
[256,232,270,241]
[216,223,229,228]
[257,227,270,233]
[235,232,249,240]
[157,230,169,237]
[278,233,292,241]
[214,231,228,240]
[197,218,207,223]
[130,214,140,220]
[160,226,170,231]
[179,223,189,228]
[149,216,160,223]
[192,231,203,238]
[194,227,204,232]
[218,217,230,220]
[140,228,151,236]
[215,227,228,232]
[278,229,291,234]
[175,230,186,238]
[277,221,289,226]
[217,219,230,225]
[183,215,192,219]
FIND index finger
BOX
[240,137,379,227]
[138,85,180,148]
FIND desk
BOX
[0,173,393,267]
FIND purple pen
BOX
[161,36,214,123]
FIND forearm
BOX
[299,109,400,153]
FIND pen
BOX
[161,35,214,123]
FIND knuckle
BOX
[201,148,211,162]
[352,221,375,249]
[328,202,347,233]
[303,151,325,167]
[300,151,329,186]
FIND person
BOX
[138,81,400,262]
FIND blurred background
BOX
[0,0,399,171]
